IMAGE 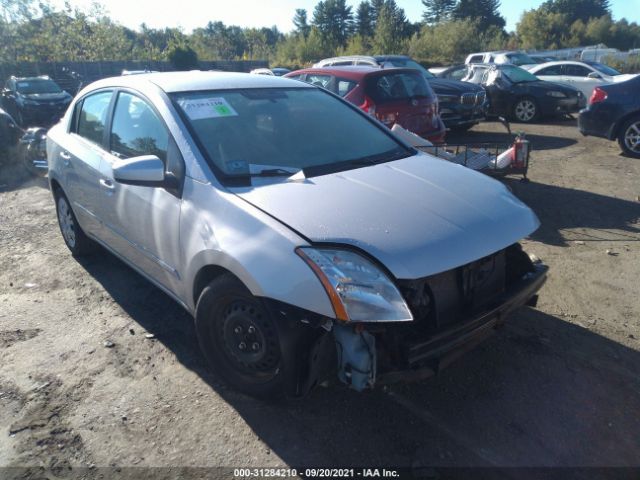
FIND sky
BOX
[48,0,640,33]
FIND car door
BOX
[96,90,184,294]
[562,64,601,98]
[56,90,114,237]
[533,64,563,85]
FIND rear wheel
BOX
[54,190,96,256]
[195,274,286,399]
[618,116,640,158]
[512,98,538,123]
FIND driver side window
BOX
[110,92,168,163]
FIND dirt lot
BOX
[1,119,639,476]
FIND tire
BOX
[54,189,96,256]
[512,97,538,123]
[195,273,286,399]
[617,116,640,158]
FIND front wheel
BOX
[618,116,640,158]
[195,274,286,399]
[512,98,538,123]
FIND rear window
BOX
[365,72,434,104]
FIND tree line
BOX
[1,0,639,69]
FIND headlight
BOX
[296,247,413,323]
[437,94,458,103]
[546,91,566,98]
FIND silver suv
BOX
[47,72,547,399]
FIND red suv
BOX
[285,66,446,143]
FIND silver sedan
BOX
[47,71,547,398]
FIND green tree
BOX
[371,3,407,54]
[293,9,310,38]
[541,0,611,24]
[517,9,569,49]
[167,44,199,70]
[355,1,374,38]
[452,0,505,30]
[312,0,354,50]
[409,18,505,64]
[422,0,456,24]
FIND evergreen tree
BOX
[452,0,505,30]
[541,0,611,24]
[422,0,457,24]
[293,9,310,38]
[355,1,374,38]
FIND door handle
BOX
[59,151,71,166]
[99,178,114,190]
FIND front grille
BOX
[476,91,486,105]
[461,93,476,105]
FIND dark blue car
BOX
[578,75,640,157]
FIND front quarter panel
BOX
[181,178,335,318]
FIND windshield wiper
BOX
[347,148,411,166]
[248,168,302,177]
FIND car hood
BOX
[230,153,540,280]
[428,78,483,94]
[22,92,70,102]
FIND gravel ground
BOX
[0,119,639,476]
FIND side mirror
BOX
[112,155,166,187]
[587,72,602,79]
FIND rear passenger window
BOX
[336,79,357,97]
[76,91,112,146]
[564,65,592,77]
[306,75,332,89]
[110,92,168,162]
[537,65,562,76]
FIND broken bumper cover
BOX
[377,263,548,384]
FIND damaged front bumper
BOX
[330,261,548,391]
[269,248,547,396]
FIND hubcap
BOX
[515,100,536,122]
[219,300,279,377]
[57,197,76,248]
[624,122,640,153]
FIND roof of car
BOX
[81,71,312,94]
[287,66,419,80]
[529,60,592,70]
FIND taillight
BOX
[360,96,376,115]
[589,87,608,105]
[377,112,397,126]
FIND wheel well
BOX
[50,178,63,197]
[193,265,237,306]
[612,111,640,140]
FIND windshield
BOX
[505,53,537,66]
[501,66,539,83]
[173,88,411,178]
[381,58,435,78]
[588,62,621,76]
[16,79,62,94]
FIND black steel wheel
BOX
[195,273,285,399]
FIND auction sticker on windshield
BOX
[178,97,238,120]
